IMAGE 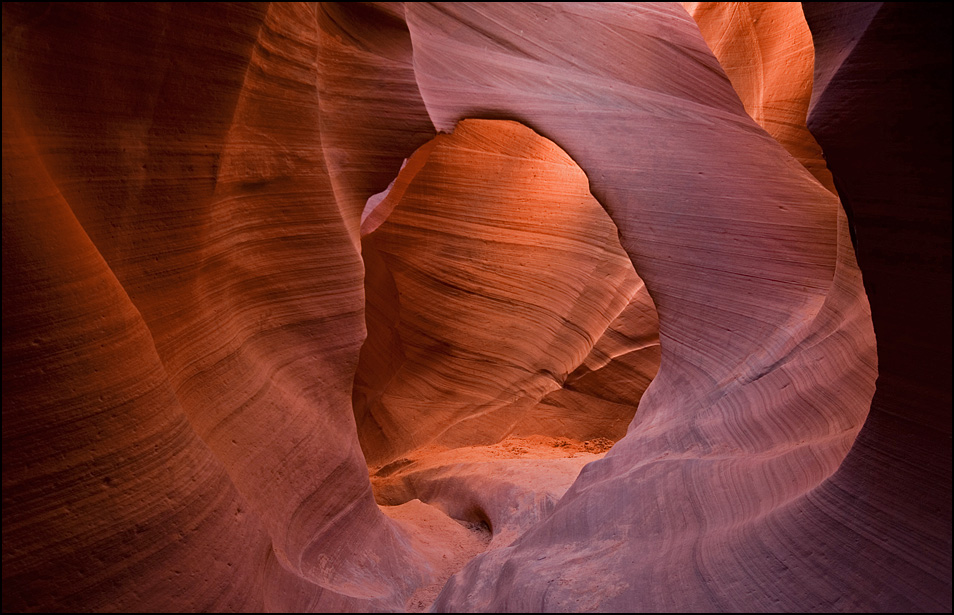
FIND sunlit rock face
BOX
[354,118,657,467]
[2,2,950,613]
[682,2,837,193]
[407,4,876,611]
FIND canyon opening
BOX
[3,2,950,613]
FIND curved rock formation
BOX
[800,3,952,609]
[683,1,836,192]
[316,2,436,237]
[2,81,270,613]
[513,284,660,444]
[3,3,429,611]
[2,2,950,613]
[354,118,656,467]
[402,3,877,610]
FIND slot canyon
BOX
[2,2,950,612]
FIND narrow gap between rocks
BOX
[351,118,661,611]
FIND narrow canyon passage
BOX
[2,2,949,613]
[352,119,660,610]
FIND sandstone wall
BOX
[3,2,949,612]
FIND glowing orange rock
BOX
[400,3,881,610]
[2,2,948,612]
[355,119,652,467]
[683,2,836,192]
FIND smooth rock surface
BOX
[354,119,654,467]
[798,3,952,609]
[3,3,430,611]
[2,77,270,613]
[683,2,836,192]
[401,3,880,610]
[3,2,949,612]
[317,2,436,238]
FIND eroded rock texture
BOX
[405,4,877,610]
[799,2,952,609]
[354,119,656,467]
[683,2,837,193]
[4,3,428,611]
[2,2,950,613]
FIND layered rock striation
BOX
[683,1,837,192]
[354,118,657,467]
[3,2,950,613]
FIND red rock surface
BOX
[316,3,436,236]
[2,2,950,612]
[2,78,271,613]
[3,3,429,611]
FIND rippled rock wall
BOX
[3,3,949,612]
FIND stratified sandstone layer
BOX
[3,3,430,611]
[400,3,893,610]
[683,2,836,193]
[354,119,656,467]
[316,2,436,236]
[799,3,952,609]
[3,2,950,613]
[2,79,271,613]
[513,285,660,444]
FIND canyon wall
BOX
[3,2,949,612]
[683,1,836,192]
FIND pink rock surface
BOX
[3,2,949,612]
[373,438,605,552]
[401,3,879,610]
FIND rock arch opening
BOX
[351,119,661,609]
[4,3,946,613]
